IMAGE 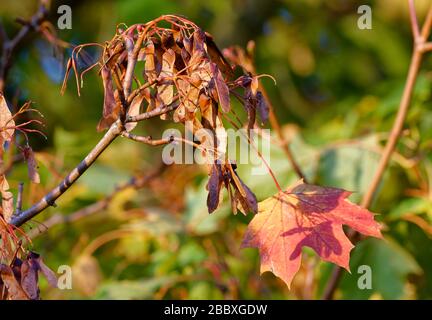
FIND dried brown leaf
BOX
[0,94,15,143]
[0,175,13,223]
[157,48,176,106]
[256,91,269,123]
[0,264,28,300]
[34,255,58,288]
[144,40,158,82]
[207,162,223,213]
[210,63,230,113]
[125,95,144,132]
[20,260,39,300]
[23,146,40,184]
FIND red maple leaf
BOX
[241,180,383,288]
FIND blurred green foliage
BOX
[1,0,432,299]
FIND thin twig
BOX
[125,102,178,122]
[361,9,428,209]
[322,2,432,300]
[409,0,420,41]
[420,3,432,40]
[15,182,24,214]
[27,165,165,238]
[11,95,178,227]
[0,3,48,91]
[121,132,172,146]
[123,22,155,99]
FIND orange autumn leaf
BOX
[241,180,382,288]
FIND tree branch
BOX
[10,120,124,227]
[122,23,154,99]
[0,2,48,92]
[121,132,173,146]
[27,165,165,238]
[322,1,431,299]
[125,102,178,123]
[409,0,420,41]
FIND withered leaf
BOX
[101,67,116,118]
[161,31,175,50]
[183,35,193,54]
[207,162,223,213]
[173,104,186,123]
[256,91,269,123]
[206,162,257,215]
[0,264,28,300]
[0,93,15,143]
[246,97,256,134]
[144,40,158,82]
[138,48,146,61]
[33,253,58,288]
[157,48,176,107]
[193,29,206,54]
[210,63,230,113]
[181,47,191,65]
[23,146,40,184]
[251,77,259,96]
[125,95,144,132]
[200,94,217,130]
[97,67,119,131]
[20,260,39,300]
[183,85,200,113]
[232,172,257,215]
[0,175,14,223]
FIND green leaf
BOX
[124,210,182,236]
[339,238,421,299]
[96,276,178,299]
[388,197,432,220]
[183,181,229,235]
[317,135,380,202]
[177,242,207,267]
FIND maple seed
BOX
[241,180,383,288]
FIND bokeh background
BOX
[1,0,432,299]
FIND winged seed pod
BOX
[61,15,274,215]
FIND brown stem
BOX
[10,95,178,228]
[10,120,123,227]
[125,102,178,122]
[121,132,172,146]
[27,165,165,238]
[322,2,432,300]
[361,50,422,208]
[15,182,24,214]
[409,0,420,40]
[122,23,154,99]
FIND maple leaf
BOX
[241,180,382,288]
